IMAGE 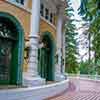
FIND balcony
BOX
[5,0,31,13]
[1,74,100,100]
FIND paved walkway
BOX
[46,78,100,100]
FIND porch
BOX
[1,74,100,100]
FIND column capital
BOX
[57,5,65,15]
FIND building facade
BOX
[0,0,66,86]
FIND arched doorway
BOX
[38,32,55,81]
[0,12,24,85]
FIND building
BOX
[0,0,66,87]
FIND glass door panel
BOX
[0,39,13,83]
[38,47,50,80]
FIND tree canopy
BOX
[65,0,79,73]
[78,0,100,74]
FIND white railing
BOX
[66,73,100,80]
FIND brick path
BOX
[46,78,100,100]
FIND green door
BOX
[38,32,55,81]
[0,12,24,85]
[0,39,13,84]
[0,18,17,84]
[38,47,49,80]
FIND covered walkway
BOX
[46,77,100,100]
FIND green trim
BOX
[38,31,56,81]
[0,12,24,85]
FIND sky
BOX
[70,0,91,62]
[71,0,81,21]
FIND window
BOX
[45,8,49,20]
[50,13,53,23]
[53,13,56,25]
[20,0,24,5]
[16,0,24,5]
[40,4,44,17]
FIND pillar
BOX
[23,0,45,87]
[63,32,66,74]
[55,6,65,81]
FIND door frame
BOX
[0,12,24,85]
[38,31,56,81]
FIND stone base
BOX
[23,75,45,87]
[55,74,66,81]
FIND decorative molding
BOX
[29,35,39,39]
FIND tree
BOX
[80,59,96,75]
[65,0,79,73]
[78,0,100,74]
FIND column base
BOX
[55,74,66,81]
[23,73,45,87]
